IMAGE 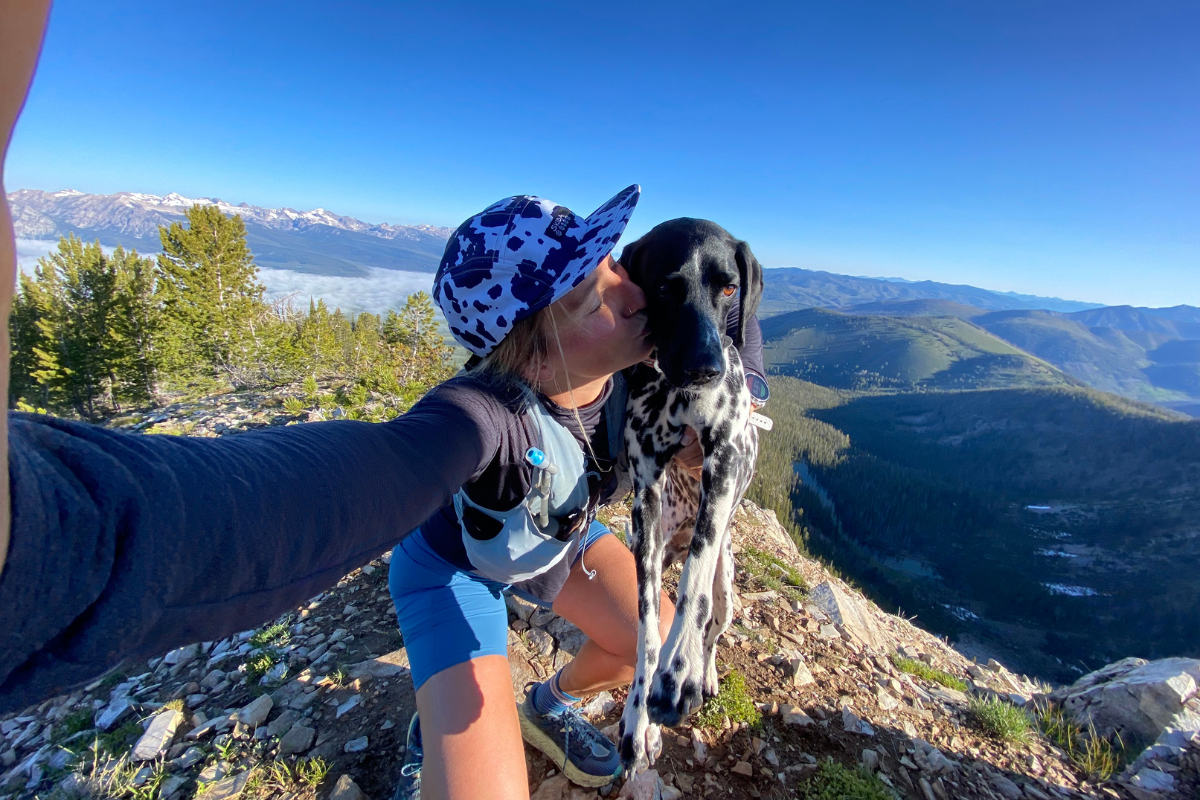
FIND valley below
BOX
[750,375,1200,684]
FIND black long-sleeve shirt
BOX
[0,310,764,712]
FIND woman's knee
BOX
[611,590,675,665]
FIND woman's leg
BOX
[388,532,529,799]
[416,656,530,800]
[551,533,675,696]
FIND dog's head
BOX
[619,218,763,389]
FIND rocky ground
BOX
[2,387,1197,800]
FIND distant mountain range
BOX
[13,188,1121,313]
[7,189,454,278]
[759,267,1105,315]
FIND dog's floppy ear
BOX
[618,236,644,282]
[734,239,763,348]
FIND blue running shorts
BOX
[389,519,612,691]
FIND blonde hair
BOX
[476,300,606,474]
[476,306,552,389]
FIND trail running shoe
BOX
[390,712,423,800]
[517,693,622,788]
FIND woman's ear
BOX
[524,356,555,386]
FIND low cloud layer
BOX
[15,239,59,272]
[16,239,435,316]
[258,267,436,316]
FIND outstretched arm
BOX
[0,407,488,712]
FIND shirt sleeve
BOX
[0,392,492,712]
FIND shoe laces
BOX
[546,705,609,765]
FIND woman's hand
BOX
[674,427,704,481]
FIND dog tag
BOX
[749,412,773,431]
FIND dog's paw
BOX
[618,695,656,773]
[646,656,706,727]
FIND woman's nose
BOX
[619,271,647,316]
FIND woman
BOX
[386,187,767,799]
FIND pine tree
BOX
[111,245,163,404]
[297,298,338,376]
[327,308,354,375]
[157,204,264,384]
[23,236,124,418]
[348,312,381,379]
[383,291,455,388]
[9,269,56,408]
[366,291,456,412]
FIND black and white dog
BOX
[615,219,764,771]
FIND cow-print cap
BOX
[433,185,641,357]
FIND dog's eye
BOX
[723,285,737,297]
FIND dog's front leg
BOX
[647,447,740,727]
[618,462,668,773]
[700,531,735,698]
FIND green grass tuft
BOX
[70,748,169,800]
[891,654,968,692]
[694,670,761,730]
[249,623,291,649]
[1036,704,1125,782]
[95,720,145,758]
[244,757,329,799]
[162,699,185,712]
[798,759,895,800]
[742,545,807,599]
[327,666,350,688]
[243,650,281,684]
[968,696,1031,744]
[55,709,97,742]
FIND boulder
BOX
[203,770,249,800]
[1052,657,1200,748]
[329,774,366,800]
[131,710,183,761]
[163,644,201,669]
[841,707,875,736]
[809,581,892,652]
[1125,767,1175,800]
[531,773,570,800]
[277,724,315,755]
[236,695,273,728]
[96,699,134,732]
[265,710,299,739]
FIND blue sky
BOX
[7,0,1198,307]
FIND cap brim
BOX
[541,184,641,306]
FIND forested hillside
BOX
[839,299,1200,411]
[760,308,1073,392]
[749,376,1200,682]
